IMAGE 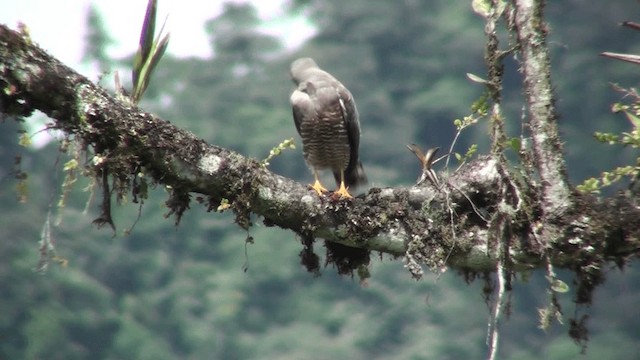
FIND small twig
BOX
[449,183,490,223]
[437,186,457,281]
[622,21,640,31]
[437,178,493,278]
[600,52,640,65]
[487,258,506,360]
[445,126,464,170]
[124,201,144,236]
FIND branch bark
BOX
[513,0,573,219]
[1,24,639,280]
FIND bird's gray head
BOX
[290,57,319,83]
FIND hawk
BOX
[290,57,367,198]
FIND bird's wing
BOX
[336,84,360,165]
[290,85,314,134]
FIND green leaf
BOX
[551,279,569,293]
[261,138,296,167]
[146,32,170,84]
[577,177,600,194]
[507,137,521,153]
[133,0,158,87]
[471,0,507,18]
[611,102,626,113]
[19,133,32,146]
[140,0,158,60]
[471,0,491,18]
[131,2,170,104]
[623,109,640,129]
[63,159,78,171]
[465,143,478,158]
[466,72,488,84]
[593,131,618,144]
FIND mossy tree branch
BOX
[1,24,639,282]
[512,0,573,220]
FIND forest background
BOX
[1,1,639,359]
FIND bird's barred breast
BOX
[300,107,350,171]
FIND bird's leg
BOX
[333,170,353,199]
[309,170,329,196]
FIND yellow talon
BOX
[334,181,352,199]
[310,177,329,196]
[332,170,352,199]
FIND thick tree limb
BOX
[1,24,639,278]
[512,0,572,220]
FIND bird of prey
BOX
[290,57,367,199]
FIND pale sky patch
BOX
[1,0,314,68]
[1,0,315,147]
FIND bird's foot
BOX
[332,182,353,200]
[309,180,329,196]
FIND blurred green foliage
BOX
[1,1,639,359]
